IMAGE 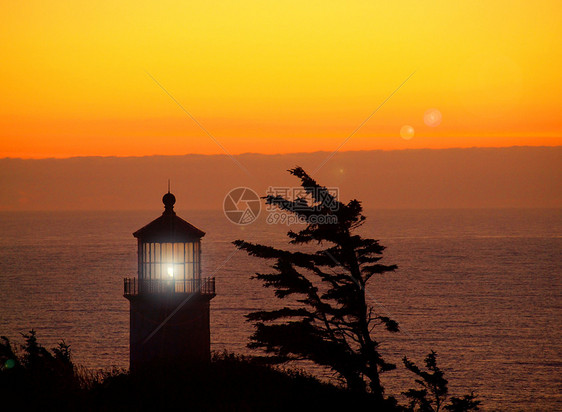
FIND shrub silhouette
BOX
[1,332,380,411]
[0,330,83,409]
[402,351,480,412]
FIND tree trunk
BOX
[344,372,367,393]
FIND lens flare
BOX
[400,125,415,140]
[424,109,442,127]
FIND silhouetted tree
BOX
[234,167,399,404]
[20,330,75,382]
[402,351,480,412]
[0,330,80,409]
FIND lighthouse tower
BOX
[124,191,215,371]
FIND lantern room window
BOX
[140,241,201,281]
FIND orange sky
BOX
[1,1,561,158]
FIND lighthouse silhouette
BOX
[124,191,215,371]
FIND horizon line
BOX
[2,144,561,161]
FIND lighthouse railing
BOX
[124,277,215,296]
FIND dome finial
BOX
[162,180,176,214]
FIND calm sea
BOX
[0,209,560,410]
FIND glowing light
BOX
[424,109,442,127]
[400,125,415,140]
[167,266,174,277]
[4,359,15,369]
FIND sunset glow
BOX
[1,1,561,158]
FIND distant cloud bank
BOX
[1,147,560,211]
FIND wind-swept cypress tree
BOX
[234,167,399,403]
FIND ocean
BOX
[0,208,560,410]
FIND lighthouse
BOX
[124,191,215,371]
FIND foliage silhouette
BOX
[0,330,82,409]
[402,351,480,412]
[234,166,399,405]
[0,332,380,411]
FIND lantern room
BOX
[124,191,214,296]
